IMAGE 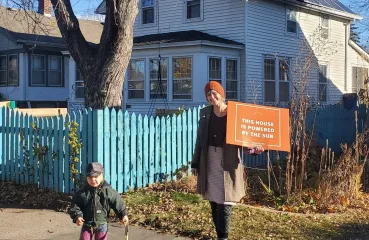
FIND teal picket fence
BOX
[0,104,367,194]
[0,107,200,194]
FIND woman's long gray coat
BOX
[191,105,246,202]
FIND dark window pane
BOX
[128,60,145,99]
[8,55,17,70]
[128,81,144,90]
[0,71,6,86]
[49,71,62,86]
[319,65,327,83]
[187,0,200,19]
[226,81,237,92]
[264,59,275,80]
[32,71,46,85]
[209,58,221,80]
[279,82,289,102]
[287,21,297,33]
[226,92,237,100]
[33,55,45,70]
[0,56,6,70]
[129,90,145,99]
[264,81,275,102]
[279,60,289,81]
[143,8,154,24]
[8,70,18,85]
[150,58,168,99]
[49,56,61,71]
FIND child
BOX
[70,162,129,240]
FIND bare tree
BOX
[50,0,138,109]
[2,0,138,109]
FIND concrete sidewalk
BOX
[50,223,187,240]
[0,205,188,240]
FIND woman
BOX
[191,81,263,240]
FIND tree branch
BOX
[50,0,94,64]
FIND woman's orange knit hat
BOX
[204,81,225,99]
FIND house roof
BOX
[303,0,355,15]
[0,7,103,48]
[133,30,243,47]
[290,0,361,20]
[96,0,359,20]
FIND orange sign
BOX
[226,101,290,152]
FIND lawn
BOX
[123,178,369,240]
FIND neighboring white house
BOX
[1,0,368,114]
[0,5,103,109]
[94,0,369,115]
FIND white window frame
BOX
[128,59,146,100]
[48,55,63,87]
[184,0,203,22]
[0,54,19,87]
[208,57,222,84]
[318,63,329,103]
[286,6,298,35]
[149,57,168,99]
[263,56,292,104]
[172,56,193,100]
[225,58,239,101]
[7,54,18,86]
[141,0,156,26]
[0,55,7,87]
[321,15,330,39]
[75,68,84,99]
[31,54,47,86]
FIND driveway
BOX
[0,205,188,240]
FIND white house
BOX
[1,0,368,114]
[0,5,103,109]
[94,0,369,115]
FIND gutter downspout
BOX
[344,22,350,92]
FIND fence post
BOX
[93,109,104,168]
[0,107,3,181]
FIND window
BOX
[286,7,297,34]
[321,16,329,39]
[319,64,328,102]
[0,55,18,86]
[173,57,192,99]
[226,59,238,100]
[31,55,63,86]
[49,56,62,86]
[150,58,168,99]
[75,68,84,99]
[142,0,155,25]
[186,0,200,19]
[0,56,7,86]
[8,55,18,86]
[209,58,221,84]
[352,66,368,94]
[128,59,145,99]
[264,57,290,103]
[31,55,46,86]
[279,59,290,102]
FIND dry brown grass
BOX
[317,131,369,208]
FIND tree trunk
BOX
[50,0,138,109]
